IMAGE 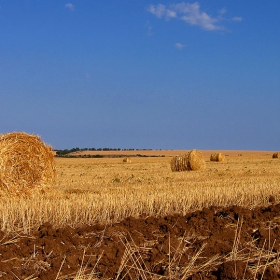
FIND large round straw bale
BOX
[272,152,280,159]
[0,132,56,195]
[170,149,205,172]
[210,152,225,162]
[188,149,206,171]
[123,157,132,163]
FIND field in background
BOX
[0,150,279,233]
[63,149,271,158]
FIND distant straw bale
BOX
[272,152,280,159]
[123,157,132,163]
[210,152,225,162]
[171,149,205,172]
[0,132,56,195]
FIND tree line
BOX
[55,147,153,156]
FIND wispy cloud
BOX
[145,21,153,36]
[175,43,186,49]
[232,16,243,22]
[219,8,227,15]
[65,3,74,11]
[148,2,240,31]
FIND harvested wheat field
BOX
[0,150,280,279]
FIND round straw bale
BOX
[0,132,56,195]
[123,157,132,163]
[272,152,280,159]
[210,152,225,162]
[170,149,205,172]
[188,149,206,171]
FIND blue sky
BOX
[1,1,279,150]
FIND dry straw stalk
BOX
[0,132,56,196]
[170,149,205,172]
[210,153,225,162]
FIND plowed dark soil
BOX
[1,202,280,279]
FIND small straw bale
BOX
[171,149,205,172]
[210,152,225,162]
[123,157,132,163]
[0,132,56,195]
[272,152,280,159]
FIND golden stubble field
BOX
[0,149,279,234]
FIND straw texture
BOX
[170,155,189,172]
[188,149,206,171]
[0,132,56,195]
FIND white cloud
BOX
[175,43,185,49]
[148,2,231,31]
[148,4,166,18]
[65,3,74,11]
[166,9,177,19]
[148,3,178,20]
[232,16,243,21]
